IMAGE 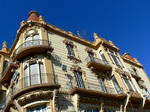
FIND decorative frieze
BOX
[18,90,52,106]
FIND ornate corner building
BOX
[0,11,150,112]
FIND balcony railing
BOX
[85,57,112,71]
[58,75,123,95]
[12,39,53,60]
[12,73,59,96]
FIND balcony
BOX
[128,91,142,101]
[59,76,126,99]
[12,73,60,100]
[0,62,18,85]
[129,69,141,80]
[85,57,112,71]
[12,39,54,60]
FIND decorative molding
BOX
[24,26,39,37]
[85,47,94,54]
[67,56,81,64]
[63,39,74,46]
[70,65,82,72]
[18,90,52,106]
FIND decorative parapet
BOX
[121,53,143,68]
[18,90,52,106]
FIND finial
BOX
[2,41,8,48]
[39,16,44,21]
[2,41,8,53]
[93,33,100,40]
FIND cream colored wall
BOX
[48,31,116,93]
[124,61,150,94]
[48,32,96,86]
[96,46,127,93]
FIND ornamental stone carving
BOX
[85,47,94,54]
[70,65,82,72]
[63,39,74,46]
[18,90,52,106]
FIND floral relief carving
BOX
[18,90,52,106]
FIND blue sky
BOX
[0,0,150,78]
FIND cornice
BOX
[121,56,143,68]
[9,21,119,56]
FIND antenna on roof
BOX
[76,29,90,39]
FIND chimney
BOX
[27,11,39,21]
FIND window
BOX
[104,110,111,112]
[99,51,108,65]
[25,35,40,47]
[28,105,47,112]
[24,62,45,87]
[99,77,107,93]
[84,109,99,112]
[107,50,123,67]
[74,71,85,88]
[67,44,75,58]
[122,75,134,92]
[112,76,123,94]
[89,53,95,61]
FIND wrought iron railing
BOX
[85,57,109,66]
[58,74,122,94]
[12,39,52,59]
[12,73,58,95]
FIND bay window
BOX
[25,34,40,47]
[24,62,45,87]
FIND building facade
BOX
[0,11,150,112]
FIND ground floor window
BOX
[82,109,99,112]
[28,105,47,112]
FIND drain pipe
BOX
[124,93,130,112]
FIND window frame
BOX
[23,60,45,87]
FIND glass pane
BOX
[40,63,46,83]
[67,45,75,57]
[101,53,108,65]
[89,53,94,61]
[25,36,32,47]
[112,76,122,94]
[28,105,47,112]
[24,67,29,87]
[74,72,85,88]
[30,63,40,85]
[33,35,41,45]
[123,77,134,92]
[99,78,107,93]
